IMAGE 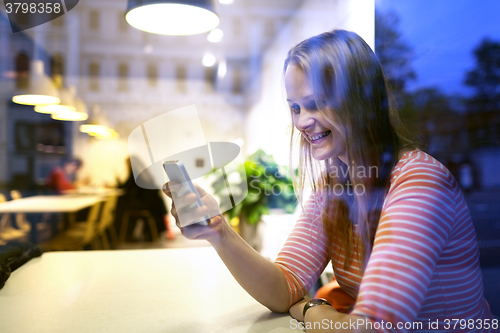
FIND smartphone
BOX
[162,160,209,227]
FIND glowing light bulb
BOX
[51,110,88,121]
[126,3,219,35]
[13,95,60,106]
[202,54,216,67]
[34,104,76,114]
[207,28,223,43]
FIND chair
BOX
[40,201,103,251]
[0,193,29,243]
[10,190,52,242]
[96,195,118,249]
[119,209,159,244]
[9,190,31,233]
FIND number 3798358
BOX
[5,2,62,14]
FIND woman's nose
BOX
[295,110,315,131]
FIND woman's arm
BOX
[211,192,332,313]
[350,156,458,331]
[306,305,377,333]
[289,300,376,332]
[209,216,291,313]
[163,182,290,313]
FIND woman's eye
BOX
[306,101,318,110]
[290,104,300,114]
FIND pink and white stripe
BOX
[275,150,497,333]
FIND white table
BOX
[0,195,107,242]
[62,188,125,196]
[0,195,106,214]
[0,248,301,333]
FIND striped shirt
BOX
[275,150,497,332]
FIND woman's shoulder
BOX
[393,149,448,174]
[390,149,456,190]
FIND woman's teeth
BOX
[310,131,331,141]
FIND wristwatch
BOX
[303,298,332,318]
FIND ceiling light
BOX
[94,129,119,140]
[34,86,75,114]
[35,104,76,114]
[126,0,220,35]
[79,105,116,138]
[80,124,110,136]
[217,58,227,79]
[51,110,89,121]
[202,54,216,67]
[207,28,223,43]
[12,60,60,106]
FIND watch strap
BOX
[303,298,331,318]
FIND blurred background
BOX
[0,0,498,311]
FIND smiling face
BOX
[285,64,347,163]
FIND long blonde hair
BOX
[285,30,415,269]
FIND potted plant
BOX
[210,149,297,250]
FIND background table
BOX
[0,195,108,242]
[0,195,106,214]
[0,248,301,333]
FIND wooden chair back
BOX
[82,201,103,245]
[9,190,31,232]
[97,195,118,235]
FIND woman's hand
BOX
[163,181,225,245]
[289,298,310,322]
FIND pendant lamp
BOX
[51,86,89,121]
[93,128,119,140]
[125,0,220,35]
[12,60,60,106]
[80,105,112,136]
[34,86,75,114]
[51,98,89,121]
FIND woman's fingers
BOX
[163,182,199,210]
[171,203,209,229]
[162,181,181,198]
[176,205,209,227]
[172,192,198,210]
[163,180,222,230]
[193,183,207,197]
[181,215,223,240]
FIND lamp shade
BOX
[79,105,116,138]
[126,0,219,35]
[52,98,88,121]
[51,86,89,121]
[80,124,109,135]
[12,60,60,106]
[94,128,119,140]
[34,86,75,114]
[51,109,89,121]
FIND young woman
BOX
[164,30,498,332]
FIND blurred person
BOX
[116,157,175,241]
[46,157,82,193]
[164,30,498,332]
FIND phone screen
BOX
[163,160,209,227]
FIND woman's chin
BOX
[311,149,334,161]
[311,146,344,161]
